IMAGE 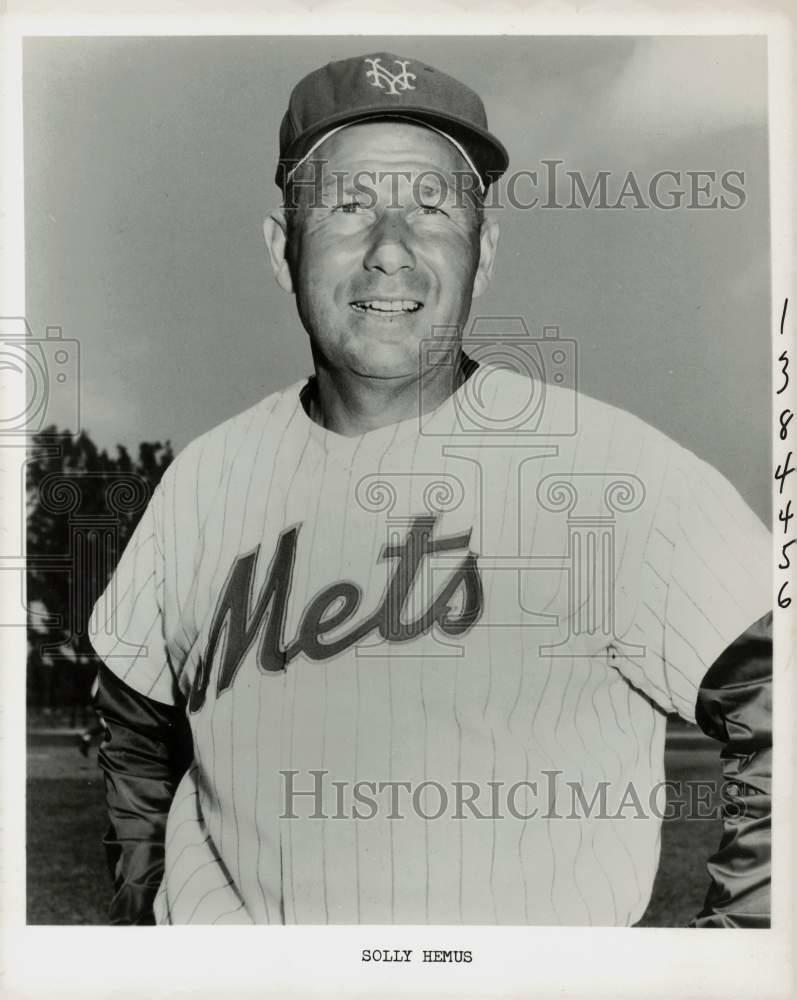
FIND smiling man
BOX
[89,52,772,928]
[267,117,499,431]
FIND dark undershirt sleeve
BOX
[95,664,193,925]
[689,611,772,928]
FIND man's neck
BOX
[306,352,474,437]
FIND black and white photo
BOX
[2,13,793,1000]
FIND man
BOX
[89,51,772,926]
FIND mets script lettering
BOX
[188,515,482,712]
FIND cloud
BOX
[601,36,768,139]
[491,36,768,175]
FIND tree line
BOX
[26,426,172,715]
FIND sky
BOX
[23,35,770,522]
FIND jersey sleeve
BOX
[658,448,772,722]
[689,611,772,927]
[88,476,176,705]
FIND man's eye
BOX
[419,204,448,217]
[332,201,365,214]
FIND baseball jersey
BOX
[89,364,772,925]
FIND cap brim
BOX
[276,105,509,189]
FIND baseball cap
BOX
[275,52,509,193]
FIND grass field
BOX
[26,722,721,926]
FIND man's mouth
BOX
[350,299,423,316]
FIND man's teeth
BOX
[352,300,422,314]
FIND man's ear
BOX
[263,209,294,294]
[472,215,499,299]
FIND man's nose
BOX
[362,213,416,275]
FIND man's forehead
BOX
[314,166,456,194]
[310,121,470,177]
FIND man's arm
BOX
[95,664,193,925]
[689,611,772,928]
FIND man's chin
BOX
[349,362,421,381]
[345,344,424,381]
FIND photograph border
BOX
[1,4,794,998]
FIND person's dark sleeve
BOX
[689,611,772,928]
[95,664,194,925]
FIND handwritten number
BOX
[776,351,789,395]
[775,452,794,495]
[778,538,796,570]
[778,499,793,534]
[777,299,791,612]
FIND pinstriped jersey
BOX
[89,366,772,925]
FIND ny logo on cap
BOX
[364,57,417,96]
